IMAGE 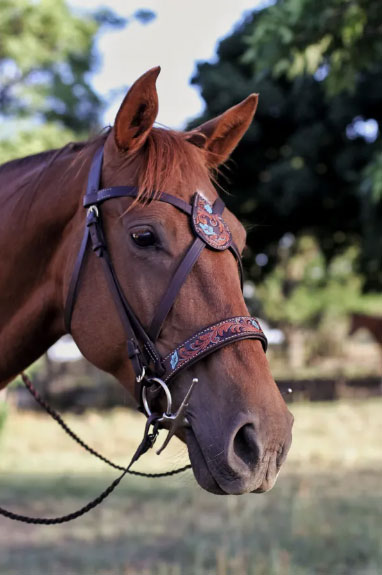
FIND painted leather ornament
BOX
[192,193,232,250]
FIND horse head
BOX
[67,67,293,495]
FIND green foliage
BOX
[0,0,103,128]
[244,0,382,96]
[0,123,76,164]
[256,235,363,327]
[363,150,382,203]
[0,0,126,163]
[349,292,382,315]
[0,398,8,445]
[191,1,382,291]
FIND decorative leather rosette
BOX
[192,193,232,250]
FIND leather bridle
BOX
[64,143,267,435]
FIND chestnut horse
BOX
[349,313,382,353]
[0,68,293,495]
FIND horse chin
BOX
[185,428,226,495]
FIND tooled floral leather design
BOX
[192,193,232,250]
[163,317,267,381]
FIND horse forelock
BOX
[117,127,217,206]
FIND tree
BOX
[254,234,362,367]
[0,0,155,163]
[190,1,382,291]
[244,0,382,97]
[257,236,361,326]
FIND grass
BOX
[0,399,381,575]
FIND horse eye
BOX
[131,229,157,248]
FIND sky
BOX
[72,0,262,129]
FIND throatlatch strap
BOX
[64,145,104,332]
[64,225,90,333]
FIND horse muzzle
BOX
[185,410,293,495]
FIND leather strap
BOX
[162,317,267,382]
[64,145,106,332]
[212,196,225,215]
[229,242,244,289]
[99,254,145,380]
[64,225,90,333]
[87,145,104,194]
[101,249,163,374]
[148,238,206,341]
[87,212,163,376]
[148,196,240,341]
[84,187,192,216]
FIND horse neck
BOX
[0,146,91,385]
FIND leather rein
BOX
[0,143,268,524]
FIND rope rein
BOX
[21,374,191,477]
[0,374,190,525]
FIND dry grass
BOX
[0,399,381,575]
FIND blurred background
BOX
[0,1,381,574]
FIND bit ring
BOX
[141,377,172,418]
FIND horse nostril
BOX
[233,423,261,470]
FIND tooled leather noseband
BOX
[65,144,267,408]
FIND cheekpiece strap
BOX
[86,145,104,195]
[162,316,268,382]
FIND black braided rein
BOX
[0,464,131,525]
[0,374,190,525]
[21,374,191,477]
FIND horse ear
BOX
[113,66,160,152]
[186,94,259,167]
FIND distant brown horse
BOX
[0,68,293,495]
[349,313,382,352]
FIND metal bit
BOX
[156,378,198,455]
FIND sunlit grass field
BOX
[0,398,381,575]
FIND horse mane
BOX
[0,126,216,204]
[0,149,58,174]
[0,140,93,176]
